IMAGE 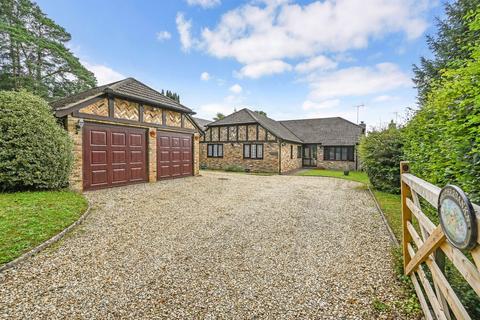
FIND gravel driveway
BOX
[1,171,410,319]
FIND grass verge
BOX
[0,190,87,265]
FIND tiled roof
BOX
[192,117,212,131]
[51,78,194,114]
[280,118,364,145]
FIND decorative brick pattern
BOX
[184,117,195,129]
[200,142,279,173]
[248,125,257,141]
[258,126,266,140]
[114,98,139,121]
[211,127,219,141]
[143,105,163,124]
[280,143,302,173]
[79,98,108,116]
[220,126,228,141]
[229,126,237,141]
[166,110,181,127]
[238,126,246,140]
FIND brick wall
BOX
[66,116,83,191]
[316,145,357,171]
[280,143,302,173]
[200,142,279,173]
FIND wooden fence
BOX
[400,161,480,319]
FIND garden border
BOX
[367,186,399,246]
[0,201,91,273]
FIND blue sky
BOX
[37,0,445,128]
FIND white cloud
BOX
[156,30,171,41]
[82,61,125,85]
[302,99,340,110]
[373,95,398,102]
[200,71,210,81]
[295,55,337,73]
[186,0,220,8]
[237,60,292,79]
[176,13,193,51]
[197,0,429,68]
[308,63,411,101]
[198,103,235,120]
[229,83,242,94]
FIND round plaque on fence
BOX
[438,185,477,250]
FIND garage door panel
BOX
[90,130,107,146]
[83,123,147,190]
[130,134,143,146]
[157,131,193,180]
[91,170,108,186]
[91,150,107,164]
[112,150,126,164]
[130,150,144,164]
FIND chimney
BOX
[359,121,366,134]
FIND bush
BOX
[359,123,404,193]
[0,90,73,191]
[224,165,244,172]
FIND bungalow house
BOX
[51,78,202,191]
[200,108,366,173]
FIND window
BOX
[297,146,302,159]
[244,144,263,159]
[207,144,223,158]
[290,145,293,159]
[323,146,354,161]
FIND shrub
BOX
[0,90,73,191]
[224,165,244,172]
[359,123,404,193]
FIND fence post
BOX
[400,161,412,271]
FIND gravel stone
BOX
[0,171,413,319]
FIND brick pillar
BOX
[66,116,83,192]
[193,133,200,176]
[317,145,323,168]
[148,128,157,182]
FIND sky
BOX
[37,0,445,129]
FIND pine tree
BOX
[413,0,480,104]
[0,0,97,100]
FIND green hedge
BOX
[403,9,480,203]
[359,124,404,194]
[0,91,73,191]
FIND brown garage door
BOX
[157,131,192,180]
[83,123,147,190]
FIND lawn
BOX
[298,168,370,185]
[0,190,87,265]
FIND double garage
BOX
[83,123,193,190]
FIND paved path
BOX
[0,171,411,319]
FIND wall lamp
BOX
[75,118,84,134]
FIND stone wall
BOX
[316,145,357,171]
[66,116,83,191]
[280,143,302,173]
[200,142,279,173]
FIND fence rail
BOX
[400,161,480,320]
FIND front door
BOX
[302,144,317,167]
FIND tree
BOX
[255,110,267,116]
[0,0,97,100]
[412,0,479,104]
[163,89,180,102]
[213,112,225,121]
